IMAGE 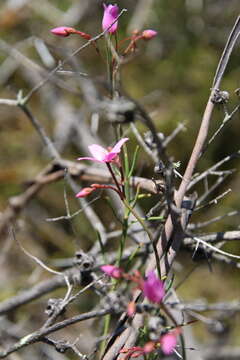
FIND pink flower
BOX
[77,138,128,163]
[102,3,119,33]
[76,187,95,198]
[143,271,165,304]
[160,331,178,355]
[141,29,158,40]
[50,26,91,40]
[100,265,123,279]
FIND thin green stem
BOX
[100,313,111,357]
[117,217,128,267]
[123,199,161,279]
[104,34,112,97]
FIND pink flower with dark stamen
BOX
[142,29,158,40]
[143,271,165,304]
[76,187,95,198]
[100,265,123,279]
[102,4,119,33]
[160,330,178,355]
[77,138,128,163]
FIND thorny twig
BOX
[195,188,232,211]
[0,308,121,359]
[188,149,240,190]
[208,103,240,145]
[188,210,240,229]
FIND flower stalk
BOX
[123,199,162,279]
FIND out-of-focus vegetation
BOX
[0,0,239,355]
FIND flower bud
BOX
[102,4,119,34]
[141,29,158,40]
[51,26,76,37]
[76,187,95,198]
[50,26,91,40]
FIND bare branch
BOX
[208,103,240,145]
[0,308,121,359]
[188,150,240,190]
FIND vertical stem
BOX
[117,217,128,267]
[104,34,112,97]
[100,314,111,357]
[123,200,161,280]
[106,163,124,200]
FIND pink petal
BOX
[161,333,177,355]
[77,138,128,164]
[88,144,108,161]
[77,156,105,163]
[102,4,119,34]
[108,4,119,18]
[111,138,129,154]
[143,271,165,304]
[100,265,123,279]
[104,152,118,162]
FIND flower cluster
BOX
[100,265,180,358]
[50,3,158,55]
[51,3,120,39]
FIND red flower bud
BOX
[141,29,158,40]
[76,187,95,198]
[50,26,91,40]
